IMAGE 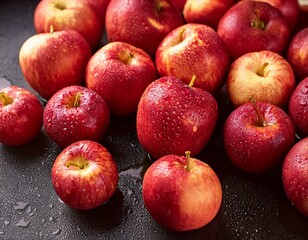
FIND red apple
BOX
[105,0,184,56]
[137,76,218,159]
[224,99,295,173]
[288,77,308,138]
[287,27,308,81]
[170,0,186,12]
[227,50,295,107]
[282,137,308,217]
[51,140,119,210]
[142,151,222,231]
[183,0,235,30]
[85,41,158,116]
[19,30,92,101]
[34,0,104,49]
[217,0,290,60]
[44,85,110,148]
[155,23,230,94]
[0,86,43,146]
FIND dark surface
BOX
[0,0,308,239]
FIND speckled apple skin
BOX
[86,42,158,116]
[105,0,184,56]
[44,85,110,148]
[224,102,295,173]
[0,86,43,146]
[217,1,290,60]
[52,140,119,210]
[137,76,218,160]
[142,154,222,231]
[288,77,308,138]
[19,30,92,100]
[155,23,230,94]
[282,137,308,217]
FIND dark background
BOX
[0,0,308,239]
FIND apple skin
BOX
[183,0,235,30]
[142,153,222,231]
[155,23,230,94]
[170,0,186,12]
[227,50,295,107]
[136,76,218,160]
[217,0,290,60]
[0,86,43,146]
[43,85,110,149]
[287,27,308,81]
[105,0,184,56]
[19,30,92,100]
[288,77,308,138]
[51,140,119,210]
[86,41,158,116]
[282,137,308,217]
[34,0,104,49]
[224,101,295,174]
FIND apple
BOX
[105,0,184,56]
[227,50,295,107]
[51,140,119,210]
[0,86,43,146]
[170,0,186,12]
[287,27,308,81]
[282,137,308,217]
[85,41,158,116]
[43,85,110,148]
[19,29,92,100]
[183,0,235,30]
[217,0,290,60]
[224,99,295,173]
[136,75,218,160]
[142,151,222,231]
[288,77,308,138]
[155,23,230,94]
[34,0,104,49]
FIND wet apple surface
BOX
[0,0,307,239]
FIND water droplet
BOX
[0,76,12,89]
[16,218,30,228]
[14,201,29,210]
[51,228,61,236]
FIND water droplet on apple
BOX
[0,76,12,89]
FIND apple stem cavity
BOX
[66,157,88,170]
[54,2,66,10]
[189,75,196,88]
[0,92,13,106]
[155,0,168,14]
[249,97,266,127]
[257,62,269,77]
[185,151,193,172]
[251,9,265,30]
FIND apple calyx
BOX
[188,75,196,88]
[256,62,269,77]
[185,151,193,172]
[66,156,89,170]
[0,92,13,106]
[251,9,265,30]
[249,97,266,127]
[119,52,134,65]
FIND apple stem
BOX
[73,92,82,107]
[185,151,193,172]
[189,75,196,88]
[251,9,265,30]
[249,97,266,127]
[0,92,13,106]
[66,158,88,169]
[178,28,186,42]
[257,62,269,77]
[50,25,54,34]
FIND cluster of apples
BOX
[0,0,307,232]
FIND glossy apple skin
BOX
[142,154,222,231]
[51,140,119,210]
[137,76,218,159]
[217,1,290,60]
[105,0,184,56]
[288,77,308,138]
[282,137,308,217]
[0,86,43,146]
[183,0,235,29]
[86,41,158,116]
[287,28,308,81]
[34,0,104,49]
[19,30,92,100]
[44,85,110,148]
[155,23,230,94]
[227,50,295,107]
[224,101,295,173]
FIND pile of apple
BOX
[0,0,307,232]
